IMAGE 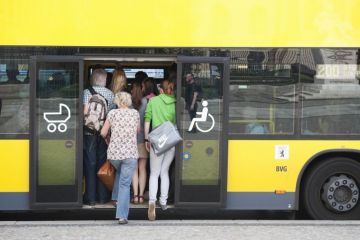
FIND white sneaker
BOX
[148,202,156,221]
[118,218,128,225]
[160,204,168,211]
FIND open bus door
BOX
[30,56,83,209]
[175,56,229,207]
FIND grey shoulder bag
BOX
[148,121,182,156]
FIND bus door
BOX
[30,56,83,208]
[175,56,229,207]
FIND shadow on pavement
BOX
[0,208,309,221]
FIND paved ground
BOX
[1,220,360,240]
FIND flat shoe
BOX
[132,195,139,204]
[160,204,168,211]
[148,203,156,221]
[118,218,128,224]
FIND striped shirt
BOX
[83,86,115,111]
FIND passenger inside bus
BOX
[185,73,202,133]
[303,117,332,135]
[245,122,269,134]
[243,106,270,134]
[46,72,66,97]
[144,79,176,220]
[6,68,22,84]
[83,69,114,206]
[131,75,150,204]
[110,68,127,95]
[83,62,177,209]
[100,91,140,224]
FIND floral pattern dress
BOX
[107,108,140,161]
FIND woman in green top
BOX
[144,79,176,221]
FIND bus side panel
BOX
[226,140,360,210]
[1,1,360,47]
[0,140,29,210]
[0,193,29,210]
[226,192,295,210]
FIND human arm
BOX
[144,121,151,152]
[100,119,110,144]
[136,112,140,134]
[144,100,152,151]
[83,89,90,114]
[190,92,198,110]
[139,98,147,134]
[144,99,152,123]
[83,104,89,115]
[100,110,112,144]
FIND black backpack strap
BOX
[88,86,108,105]
[88,86,97,95]
[84,126,99,135]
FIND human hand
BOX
[145,141,151,152]
[105,136,110,145]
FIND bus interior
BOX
[84,58,177,208]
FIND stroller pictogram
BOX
[43,103,71,133]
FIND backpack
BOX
[84,87,108,134]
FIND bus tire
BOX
[303,157,360,220]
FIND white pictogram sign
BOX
[43,103,71,133]
[188,100,215,133]
[275,145,289,160]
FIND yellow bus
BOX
[1,0,360,220]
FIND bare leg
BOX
[132,162,139,203]
[138,158,148,202]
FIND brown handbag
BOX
[97,160,115,191]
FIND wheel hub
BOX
[322,174,359,212]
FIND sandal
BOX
[132,195,139,204]
[138,196,144,204]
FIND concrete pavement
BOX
[1,220,360,240]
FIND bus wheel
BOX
[303,157,360,220]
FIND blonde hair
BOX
[160,79,174,95]
[111,69,127,94]
[91,69,107,87]
[114,91,132,108]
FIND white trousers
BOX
[149,147,175,205]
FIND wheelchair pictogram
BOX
[43,103,71,133]
[188,100,215,133]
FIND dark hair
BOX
[143,77,159,96]
[131,80,143,110]
[135,71,148,82]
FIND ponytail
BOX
[160,80,174,95]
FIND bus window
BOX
[0,61,29,136]
[228,49,298,135]
[300,49,360,136]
